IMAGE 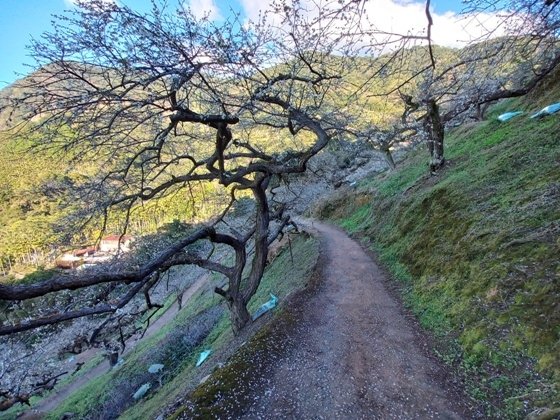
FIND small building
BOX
[72,246,97,257]
[56,254,83,269]
[99,235,133,253]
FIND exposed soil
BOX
[242,220,478,418]
[184,220,479,419]
[18,274,209,419]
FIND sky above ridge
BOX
[0,0,493,87]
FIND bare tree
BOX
[426,0,560,171]
[355,0,560,173]
[420,41,559,171]
[338,90,421,170]
[0,0,363,332]
[0,0,368,408]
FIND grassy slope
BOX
[40,234,318,420]
[315,96,559,417]
[167,234,322,419]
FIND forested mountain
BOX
[0,44,483,272]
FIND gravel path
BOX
[239,220,474,419]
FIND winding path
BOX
[240,220,474,419]
[23,221,475,419]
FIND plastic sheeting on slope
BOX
[497,111,523,122]
[196,349,212,367]
[530,103,560,119]
[252,294,279,321]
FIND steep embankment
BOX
[31,233,319,420]
[315,94,560,417]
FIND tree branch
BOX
[0,227,214,301]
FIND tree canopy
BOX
[0,0,366,336]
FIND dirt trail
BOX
[240,220,474,419]
[21,275,208,418]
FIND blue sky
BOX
[0,0,242,86]
[0,0,468,87]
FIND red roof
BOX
[73,246,97,256]
[102,235,132,242]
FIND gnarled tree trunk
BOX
[227,298,252,332]
[425,99,445,172]
[216,175,272,334]
[381,145,397,170]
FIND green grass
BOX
[124,233,319,420]
[44,234,318,420]
[0,396,42,419]
[247,234,319,312]
[47,285,218,420]
[164,233,320,419]
[315,99,560,417]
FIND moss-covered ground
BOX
[314,96,559,417]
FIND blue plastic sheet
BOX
[252,294,279,320]
[148,363,164,373]
[132,383,151,400]
[196,349,212,367]
[530,103,560,119]
[497,111,523,122]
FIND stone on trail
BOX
[199,374,211,385]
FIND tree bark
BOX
[425,99,445,172]
[382,146,396,170]
[473,102,490,121]
[219,175,272,334]
[0,394,30,411]
[227,297,252,333]
[241,177,270,304]
[108,351,119,367]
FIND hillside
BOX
[1,30,559,418]
[2,35,541,274]
[0,43,476,272]
[0,231,320,419]
[314,75,560,417]
[41,72,556,420]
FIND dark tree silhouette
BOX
[0,0,364,334]
[358,0,560,172]
[0,0,367,408]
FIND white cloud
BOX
[239,0,273,23]
[239,0,509,48]
[361,0,509,47]
[187,0,223,21]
